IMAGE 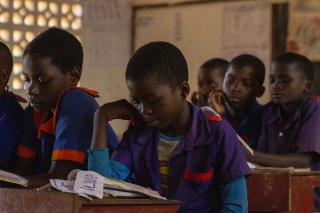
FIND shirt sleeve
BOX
[219,176,248,213]
[87,148,130,180]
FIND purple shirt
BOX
[111,103,251,212]
[257,96,320,211]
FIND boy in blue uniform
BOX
[245,52,320,212]
[88,42,251,212]
[0,42,27,169]
[14,27,118,188]
[191,58,229,115]
[212,54,265,148]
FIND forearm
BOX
[91,107,109,149]
[248,150,313,168]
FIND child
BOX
[245,52,320,212]
[88,41,250,212]
[0,42,27,169]
[218,54,265,148]
[14,27,118,188]
[191,58,229,115]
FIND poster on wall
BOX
[222,1,271,67]
[81,0,132,66]
[287,0,320,61]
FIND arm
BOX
[246,150,313,168]
[91,99,143,149]
[26,160,82,188]
[219,176,248,213]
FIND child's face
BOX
[223,65,261,109]
[197,67,224,105]
[269,62,310,105]
[127,77,188,132]
[23,54,73,112]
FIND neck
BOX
[161,102,191,137]
[226,104,252,128]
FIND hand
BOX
[98,99,144,127]
[191,91,199,105]
[208,90,225,116]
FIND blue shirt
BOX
[0,92,26,168]
[18,87,119,174]
[223,100,263,149]
[89,103,250,212]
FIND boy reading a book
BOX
[88,41,251,212]
[245,52,320,212]
[14,27,118,188]
[0,41,27,169]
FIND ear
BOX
[304,80,313,93]
[69,66,81,85]
[256,86,265,98]
[179,81,190,100]
[0,69,9,86]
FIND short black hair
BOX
[200,58,229,79]
[126,41,188,91]
[23,27,83,73]
[0,41,13,75]
[230,54,265,86]
[273,52,314,81]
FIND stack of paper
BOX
[50,170,167,200]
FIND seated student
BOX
[0,42,27,169]
[13,27,118,188]
[191,58,229,115]
[88,41,251,212]
[245,52,320,212]
[211,54,265,148]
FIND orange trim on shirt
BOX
[7,91,28,103]
[17,144,36,159]
[316,96,320,101]
[36,87,99,139]
[206,114,222,122]
[52,149,86,163]
[184,168,214,182]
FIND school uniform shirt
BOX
[223,100,263,149]
[89,103,251,212]
[17,87,119,174]
[0,92,27,168]
[257,95,320,211]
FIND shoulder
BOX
[58,87,99,109]
[0,93,24,114]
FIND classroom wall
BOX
[80,0,285,137]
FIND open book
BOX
[0,169,28,186]
[247,162,311,173]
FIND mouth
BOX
[143,118,160,128]
[271,93,284,99]
[227,97,241,102]
[29,99,44,108]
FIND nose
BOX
[202,84,212,94]
[26,81,39,96]
[272,79,282,90]
[231,81,241,93]
[140,103,152,115]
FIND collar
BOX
[36,86,98,139]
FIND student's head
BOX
[270,52,313,106]
[197,58,229,106]
[22,27,83,112]
[0,42,13,94]
[223,54,265,109]
[126,41,190,131]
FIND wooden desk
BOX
[246,169,320,213]
[0,188,180,213]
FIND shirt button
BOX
[279,132,283,137]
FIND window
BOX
[0,0,82,92]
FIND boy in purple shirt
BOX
[245,52,320,211]
[88,41,251,212]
